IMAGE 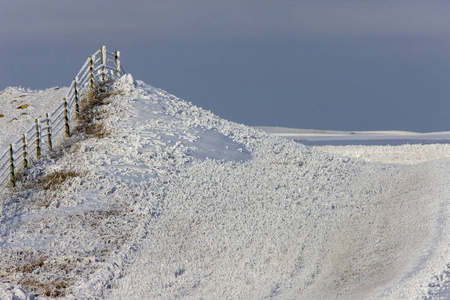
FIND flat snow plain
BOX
[1,75,450,299]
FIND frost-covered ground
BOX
[1,75,450,299]
[0,86,68,151]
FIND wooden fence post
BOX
[35,119,41,160]
[9,144,15,188]
[46,113,52,151]
[115,51,121,77]
[64,100,70,137]
[22,134,28,168]
[89,56,94,89]
[74,79,80,118]
[101,45,106,82]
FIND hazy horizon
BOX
[2,1,450,132]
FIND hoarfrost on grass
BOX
[1,75,450,299]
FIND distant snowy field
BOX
[256,126,450,164]
[1,76,450,299]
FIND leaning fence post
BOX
[101,45,106,82]
[22,134,28,168]
[89,56,94,89]
[74,79,80,118]
[35,119,41,160]
[114,51,121,77]
[46,113,52,151]
[9,144,15,188]
[64,100,70,137]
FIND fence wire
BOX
[0,46,124,194]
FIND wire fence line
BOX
[0,45,125,194]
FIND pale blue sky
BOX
[2,0,450,132]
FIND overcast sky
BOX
[2,0,450,132]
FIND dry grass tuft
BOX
[88,122,110,139]
[0,250,79,298]
[0,200,135,298]
[39,170,86,191]
[16,169,86,208]
[0,205,134,297]
[76,79,122,139]
[39,80,122,160]
[20,169,86,192]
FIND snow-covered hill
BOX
[1,75,450,299]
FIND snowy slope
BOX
[1,75,450,299]
[0,86,69,151]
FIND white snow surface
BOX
[1,75,450,299]
[0,86,68,151]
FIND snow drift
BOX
[1,74,450,299]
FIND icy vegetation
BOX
[1,75,450,299]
